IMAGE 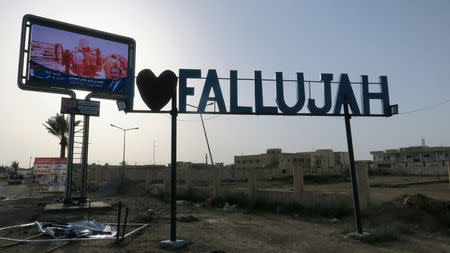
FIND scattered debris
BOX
[0,222,148,243]
[52,198,63,203]
[205,197,215,205]
[329,218,340,224]
[178,215,199,222]
[176,200,188,206]
[222,202,237,211]
[36,221,117,239]
[194,202,204,208]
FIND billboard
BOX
[49,158,67,192]
[34,157,67,191]
[18,15,135,110]
[61,97,100,116]
[34,157,52,185]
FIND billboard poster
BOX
[34,157,67,191]
[29,24,130,94]
[18,15,136,111]
[61,97,100,116]
[49,158,67,192]
[34,158,52,185]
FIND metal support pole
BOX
[170,90,177,242]
[199,114,214,166]
[64,113,76,204]
[344,103,363,234]
[122,207,129,240]
[116,201,122,243]
[122,130,126,185]
[80,113,90,204]
[110,124,138,186]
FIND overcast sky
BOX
[1,0,449,168]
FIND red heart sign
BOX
[136,69,178,111]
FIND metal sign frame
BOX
[17,14,136,110]
[129,71,399,243]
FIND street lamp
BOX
[110,124,139,185]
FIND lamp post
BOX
[110,124,139,185]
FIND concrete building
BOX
[235,148,349,175]
[234,148,282,169]
[369,146,450,176]
[371,146,450,163]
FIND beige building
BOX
[234,148,282,168]
[235,148,349,174]
[369,146,450,176]
[370,146,450,163]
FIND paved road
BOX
[0,179,41,199]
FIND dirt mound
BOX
[368,194,450,233]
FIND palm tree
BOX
[11,161,19,174]
[43,113,80,158]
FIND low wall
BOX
[154,185,353,208]
[367,161,449,176]
[150,165,359,209]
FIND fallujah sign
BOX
[178,69,392,116]
[135,68,398,244]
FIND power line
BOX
[399,98,450,115]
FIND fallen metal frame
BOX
[0,222,148,243]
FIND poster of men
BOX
[34,157,67,192]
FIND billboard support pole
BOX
[344,103,363,234]
[80,95,93,204]
[64,111,76,204]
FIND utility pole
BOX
[153,140,156,165]
[186,103,215,166]
[110,124,139,185]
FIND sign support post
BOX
[80,97,92,204]
[344,103,363,234]
[64,112,76,204]
[160,88,184,248]
[171,91,177,242]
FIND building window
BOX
[282,169,286,174]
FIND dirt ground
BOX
[0,178,449,253]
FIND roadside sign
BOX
[34,157,67,191]
[61,97,100,116]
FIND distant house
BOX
[370,146,449,176]
[371,146,450,163]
